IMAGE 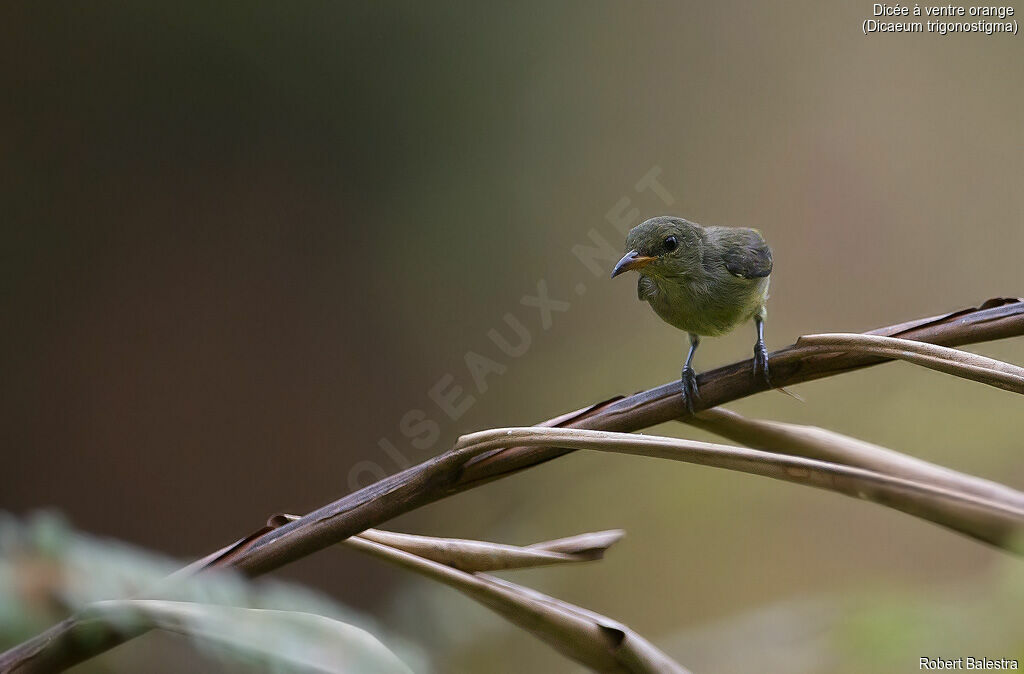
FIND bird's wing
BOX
[720,228,773,279]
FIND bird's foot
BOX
[680,366,700,415]
[753,340,772,388]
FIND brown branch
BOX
[275,514,627,572]
[687,408,1024,510]
[344,534,690,673]
[456,297,1024,485]
[796,333,1024,394]
[3,297,1022,673]
[217,298,1024,578]
[448,428,1024,550]
[296,521,686,672]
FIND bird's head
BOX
[610,216,703,279]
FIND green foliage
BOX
[0,512,420,673]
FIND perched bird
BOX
[611,215,773,412]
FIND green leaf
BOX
[82,600,413,674]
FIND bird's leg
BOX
[753,315,771,388]
[681,333,701,414]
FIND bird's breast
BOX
[641,274,768,336]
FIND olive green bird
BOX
[611,215,773,412]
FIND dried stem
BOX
[274,515,627,572]
[448,428,1024,550]
[293,521,686,672]
[797,333,1024,394]
[687,408,1024,509]
[3,298,1022,673]
[345,535,690,673]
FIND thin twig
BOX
[686,408,1024,510]
[797,333,1024,394]
[275,515,626,572]
[283,520,685,672]
[345,535,690,673]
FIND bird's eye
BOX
[663,235,678,252]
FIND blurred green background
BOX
[2,2,1022,672]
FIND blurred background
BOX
[2,2,1022,672]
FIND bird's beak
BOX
[611,250,657,278]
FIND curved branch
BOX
[456,297,1024,486]
[449,427,1024,550]
[3,298,1022,673]
[797,333,1024,394]
[345,535,690,673]
[687,408,1024,510]
[274,514,627,572]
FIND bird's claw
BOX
[680,366,700,415]
[753,340,771,388]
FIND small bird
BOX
[611,215,773,412]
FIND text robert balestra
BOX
[921,657,1019,670]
